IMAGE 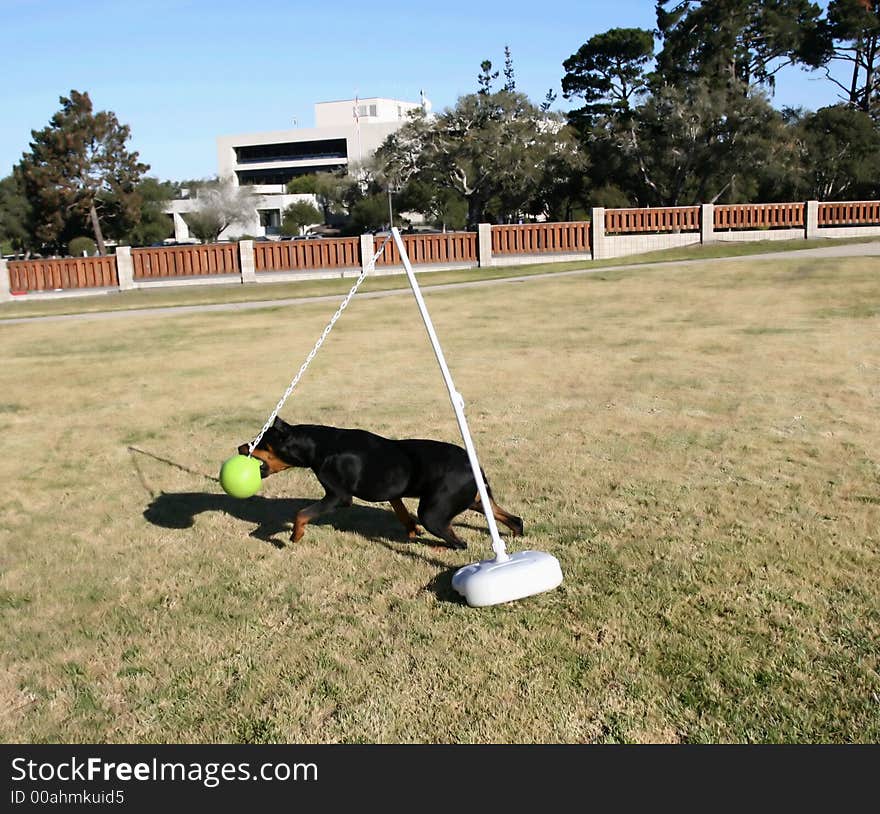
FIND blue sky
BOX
[1,0,843,182]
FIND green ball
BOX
[219,454,262,499]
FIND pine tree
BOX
[478,60,500,94]
[15,90,148,254]
[503,45,516,91]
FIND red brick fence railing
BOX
[818,200,880,227]
[255,237,361,272]
[2,200,878,299]
[7,256,119,293]
[492,222,590,255]
[132,243,240,280]
[605,206,700,234]
[714,202,805,230]
[374,232,478,267]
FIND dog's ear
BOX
[272,416,285,430]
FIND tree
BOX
[0,174,31,256]
[562,28,655,129]
[540,88,558,114]
[655,0,826,92]
[478,60,500,94]
[503,45,516,92]
[613,79,793,205]
[184,179,254,242]
[375,91,585,225]
[68,236,97,256]
[287,172,356,221]
[785,104,880,198]
[820,0,880,116]
[15,90,148,254]
[396,179,468,230]
[349,195,390,232]
[531,150,591,222]
[125,177,175,246]
[281,200,323,235]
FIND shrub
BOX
[68,236,97,256]
[281,201,323,236]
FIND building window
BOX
[259,209,281,235]
[235,138,347,164]
[237,166,343,186]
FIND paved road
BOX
[3,241,879,326]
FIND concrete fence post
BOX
[0,259,10,302]
[477,223,492,267]
[590,208,606,260]
[805,200,819,239]
[360,233,375,273]
[701,203,715,244]
[172,212,191,242]
[115,246,135,291]
[239,240,256,283]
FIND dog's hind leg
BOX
[418,493,469,550]
[469,494,524,537]
[292,491,350,543]
[389,498,421,540]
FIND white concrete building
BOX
[166,96,424,241]
[218,96,423,188]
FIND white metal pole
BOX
[391,227,508,562]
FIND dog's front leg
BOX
[389,498,422,540]
[292,492,349,543]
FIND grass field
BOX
[0,251,878,743]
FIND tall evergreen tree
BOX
[612,79,793,205]
[655,0,826,92]
[562,27,655,129]
[822,0,880,116]
[0,174,31,255]
[785,104,880,198]
[478,60,500,94]
[503,45,516,92]
[125,178,175,247]
[15,90,148,254]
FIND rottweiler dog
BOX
[238,418,523,548]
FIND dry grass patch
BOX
[0,254,877,743]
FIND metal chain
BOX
[247,234,392,455]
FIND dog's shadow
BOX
[143,491,465,602]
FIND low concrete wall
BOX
[713,228,804,243]
[254,268,362,283]
[818,225,880,239]
[133,275,242,289]
[602,232,701,259]
[485,252,591,267]
[360,261,477,277]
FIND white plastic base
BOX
[451,550,563,607]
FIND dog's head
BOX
[238,418,294,479]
